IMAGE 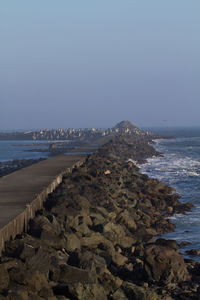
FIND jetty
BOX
[0,125,198,299]
[0,154,85,252]
[0,135,109,253]
[0,123,162,253]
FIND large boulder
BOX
[111,288,129,300]
[122,282,159,300]
[116,210,137,232]
[103,222,126,243]
[67,283,107,300]
[112,252,128,267]
[0,264,9,292]
[117,236,136,249]
[82,233,114,254]
[9,269,49,293]
[64,233,81,252]
[8,288,29,300]
[28,216,55,238]
[144,244,191,283]
[40,230,66,250]
[26,247,53,277]
[64,214,92,234]
[4,239,35,260]
[59,264,96,284]
[97,269,122,294]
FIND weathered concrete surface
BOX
[0,154,85,253]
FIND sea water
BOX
[0,140,50,162]
[140,127,200,262]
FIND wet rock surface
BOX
[0,134,199,299]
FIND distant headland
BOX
[0,121,161,141]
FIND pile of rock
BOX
[0,135,199,299]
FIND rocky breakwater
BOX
[0,134,198,300]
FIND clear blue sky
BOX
[1,1,200,129]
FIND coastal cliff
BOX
[0,131,199,299]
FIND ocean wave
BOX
[141,154,200,179]
[140,136,200,261]
[188,171,200,177]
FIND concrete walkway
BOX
[0,154,85,229]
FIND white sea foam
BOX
[127,158,138,166]
[141,154,200,180]
[167,214,185,220]
[188,171,200,177]
[140,135,200,261]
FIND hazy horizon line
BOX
[1,124,200,132]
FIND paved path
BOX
[0,154,85,229]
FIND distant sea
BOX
[0,140,50,162]
[141,127,200,262]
